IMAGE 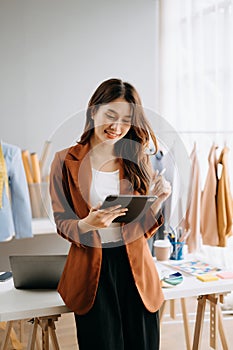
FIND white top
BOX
[90,168,122,243]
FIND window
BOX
[159,0,233,130]
[156,0,233,230]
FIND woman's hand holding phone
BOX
[78,202,128,233]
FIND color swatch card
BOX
[161,272,183,288]
[171,260,222,276]
[216,271,233,279]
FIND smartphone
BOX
[101,194,157,223]
[0,271,13,282]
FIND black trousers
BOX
[75,245,160,350]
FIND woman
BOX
[50,78,171,350]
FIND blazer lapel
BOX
[64,143,92,217]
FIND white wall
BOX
[0,0,158,156]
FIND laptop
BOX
[9,255,67,289]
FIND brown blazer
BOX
[50,142,164,315]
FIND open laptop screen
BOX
[9,255,67,289]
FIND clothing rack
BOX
[176,130,233,134]
[156,130,233,134]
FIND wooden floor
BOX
[1,297,233,349]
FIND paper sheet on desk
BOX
[154,259,180,278]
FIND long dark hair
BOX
[79,78,158,194]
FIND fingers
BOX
[93,206,128,228]
[98,205,128,216]
[151,174,162,191]
[151,170,172,199]
[104,209,128,226]
[154,181,171,197]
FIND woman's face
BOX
[91,98,132,145]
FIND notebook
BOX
[9,255,67,289]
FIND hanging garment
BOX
[0,142,32,241]
[149,150,165,245]
[164,142,184,232]
[200,144,219,246]
[0,144,9,208]
[183,143,201,253]
[151,148,176,228]
[217,146,233,247]
[149,147,176,254]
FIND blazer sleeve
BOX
[49,152,86,247]
[142,208,164,239]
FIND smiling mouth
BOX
[104,130,121,138]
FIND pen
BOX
[159,168,166,176]
[177,227,183,241]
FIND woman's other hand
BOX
[150,170,172,215]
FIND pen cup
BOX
[28,182,52,218]
[170,241,185,260]
[153,240,172,261]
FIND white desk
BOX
[1,268,233,350]
[156,261,233,301]
[157,261,233,350]
[0,279,71,350]
[0,280,70,322]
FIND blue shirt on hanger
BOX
[0,141,32,241]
